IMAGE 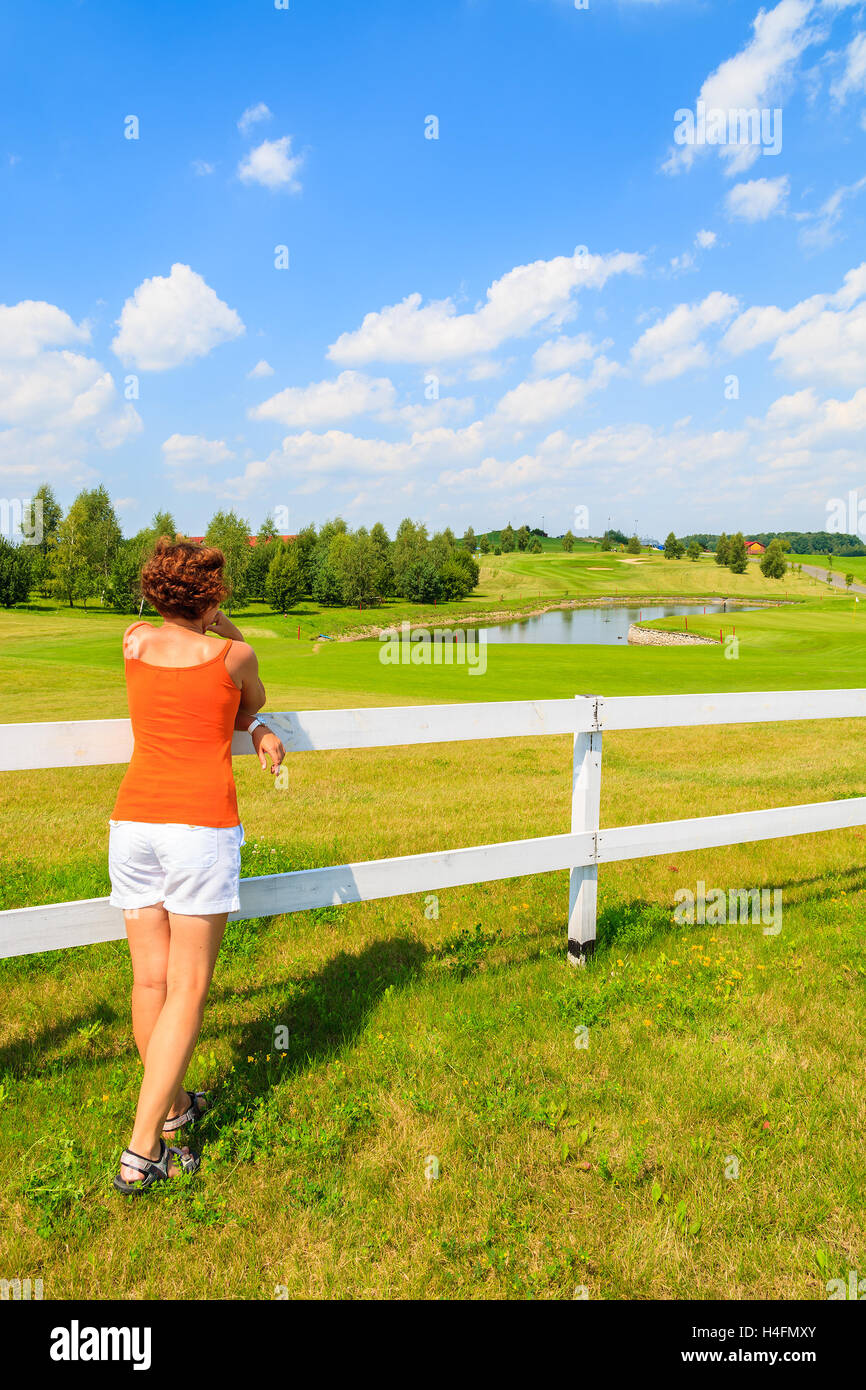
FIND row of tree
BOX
[0,484,481,611]
[678,530,865,557]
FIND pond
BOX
[479,602,757,646]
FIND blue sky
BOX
[1,0,865,540]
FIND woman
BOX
[108,537,285,1194]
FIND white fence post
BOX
[568,696,603,966]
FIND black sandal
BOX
[162,1090,208,1136]
[113,1139,200,1195]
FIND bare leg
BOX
[121,911,226,1184]
[123,904,197,1128]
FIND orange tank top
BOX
[111,621,242,828]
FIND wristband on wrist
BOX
[247,718,264,736]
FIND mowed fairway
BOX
[0,557,864,1300]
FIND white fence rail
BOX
[1,689,864,964]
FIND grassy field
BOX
[0,556,864,1300]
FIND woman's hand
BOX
[252,725,286,776]
[206,609,244,640]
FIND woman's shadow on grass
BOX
[196,932,428,1153]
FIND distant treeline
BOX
[0,482,481,611]
[679,531,866,556]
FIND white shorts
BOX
[108,820,245,916]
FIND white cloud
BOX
[726,175,790,221]
[238,102,272,134]
[327,247,643,365]
[0,299,141,483]
[380,397,477,429]
[161,434,236,468]
[247,359,275,378]
[112,264,245,371]
[663,0,818,175]
[722,261,866,385]
[250,370,398,428]
[237,136,303,191]
[466,359,506,380]
[532,333,597,374]
[761,387,820,427]
[495,358,620,426]
[631,291,739,381]
[696,229,717,248]
[770,299,866,384]
[797,175,866,249]
[191,159,214,176]
[0,301,90,359]
[831,31,866,101]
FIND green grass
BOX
[0,557,864,1299]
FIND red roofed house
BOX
[746,541,766,556]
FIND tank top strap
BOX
[221,637,232,662]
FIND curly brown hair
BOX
[140,537,231,620]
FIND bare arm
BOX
[205,613,283,773]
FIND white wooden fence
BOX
[1,688,864,965]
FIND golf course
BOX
[0,545,863,1300]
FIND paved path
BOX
[796,562,866,595]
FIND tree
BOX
[561,531,575,553]
[479,534,491,555]
[50,497,90,607]
[528,536,543,554]
[600,533,612,552]
[266,542,303,612]
[19,483,61,596]
[663,531,683,560]
[438,556,473,599]
[687,539,701,562]
[151,511,177,542]
[365,521,392,596]
[0,536,32,607]
[293,524,318,594]
[727,532,748,574]
[627,535,642,555]
[246,516,281,601]
[516,525,530,552]
[392,518,428,594]
[402,557,444,603]
[715,532,729,566]
[846,573,854,590]
[500,524,515,553]
[106,533,149,613]
[760,539,787,579]
[203,509,252,611]
[327,529,380,607]
[461,526,476,552]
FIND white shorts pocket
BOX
[108,819,137,866]
[160,825,219,870]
